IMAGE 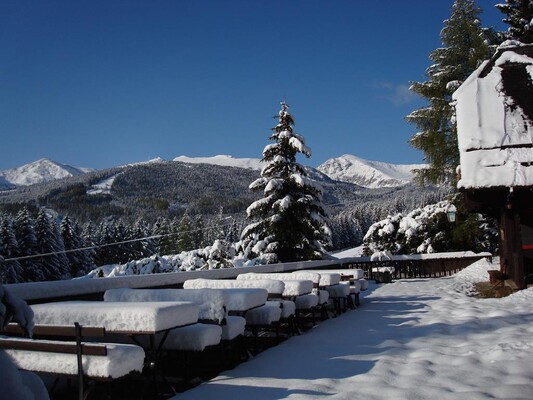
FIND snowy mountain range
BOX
[0,154,425,191]
[317,154,426,188]
[172,154,425,188]
[0,158,93,188]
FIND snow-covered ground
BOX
[86,173,122,195]
[331,245,364,258]
[172,257,533,400]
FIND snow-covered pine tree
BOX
[177,213,195,252]
[240,101,331,263]
[496,0,533,43]
[406,0,496,186]
[153,217,178,256]
[193,215,206,249]
[81,221,97,270]
[112,222,131,263]
[131,219,154,259]
[60,216,89,277]
[0,214,23,283]
[14,208,41,282]
[35,208,69,280]
[226,218,241,244]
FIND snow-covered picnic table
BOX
[182,280,268,312]
[103,288,227,324]
[31,300,200,334]
[236,273,315,297]
[31,300,201,391]
[309,268,365,281]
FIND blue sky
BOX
[0,0,506,171]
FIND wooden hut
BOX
[453,43,533,289]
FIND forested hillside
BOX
[0,160,446,283]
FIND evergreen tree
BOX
[72,221,94,275]
[406,0,496,186]
[153,217,178,256]
[496,0,533,43]
[113,222,131,262]
[81,222,97,270]
[240,102,331,263]
[177,213,195,252]
[214,207,227,241]
[131,219,154,259]
[331,213,363,250]
[60,216,88,276]
[34,208,68,280]
[226,218,240,244]
[14,208,41,281]
[92,221,114,266]
[0,214,22,283]
[193,215,206,249]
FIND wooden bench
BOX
[0,322,145,400]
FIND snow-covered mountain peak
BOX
[0,158,92,187]
[317,154,426,188]
[123,157,165,167]
[173,155,264,170]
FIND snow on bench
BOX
[104,288,227,324]
[309,269,363,280]
[161,323,222,352]
[0,322,145,400]
[103,288,238,352]
[31,300,200,334]
[236,273,314,297]
[238,271,325,304]
[235,273,323,332]
[187,278,284,297]
[297,271,341,287]
[182,279,285,336]
[1,336,145,379]
[182,279,268,312]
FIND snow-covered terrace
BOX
[172,257,533,400]
[6,255,533,399]
[5,251,512,399]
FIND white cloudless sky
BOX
[0,0,506,170]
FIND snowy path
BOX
[172,258,533,399]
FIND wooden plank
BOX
[1,323,105,338]
[0,338,107,356]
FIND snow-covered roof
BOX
[453,43,533,189]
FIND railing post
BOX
[75,322,84,400]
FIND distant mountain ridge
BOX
[317,154,426,188]
[0,155,442,252]
[173,155,264,170]
[172,154,423,188]
[0,154,425,191]
[0,158,93,187]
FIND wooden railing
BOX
[334,252,492,281]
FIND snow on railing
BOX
[5,259,340,302]
[5,252,491,303]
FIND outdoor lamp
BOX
[446,204,457,223]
